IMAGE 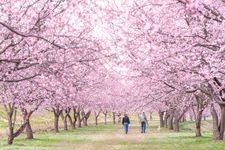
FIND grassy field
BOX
[0,107,225,150]
[1,118,225,150]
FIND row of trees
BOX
[118,0,225,140]
[0,0,127,144]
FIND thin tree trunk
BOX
[211,77,225,140]
[103,111,107,124]
[174,119,179,132]
[64,117,68,130]
[7,111,14,145]
[104,114,107,124]
[77,111,81,128]
[195,113,202,137]
[85,111,91,126]
[72,107,78,129]
[68,114,75,129]
[169,115,174,130]
[53,108,62,133]
[118,113,121,123]
[211,104,220,140]
[164,113,169,128]
[83,117,87,126]
[64,109,72,130]
[61,112,68,130]
[22,109,33,139]
[95,112,100,125]
[95,116,98,125]
[219,105,225,140]
[159,111,164,128]
[54,114,60,132]
[26,119,33,139]
[81,111,87,126]
[8,132,14,145]
[113,112,116,124]
[196,123,201,137]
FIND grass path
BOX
[52,124,146,150]
[1,121,225,150]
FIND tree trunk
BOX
[104,114,107,124]
[118,113,121,123]
[84,111,91,126]
[68,114,75,129]
[72,107,78,129]
[168,115,174,130]
[77,111,82,128]
[212,76,225,140]
[8,132,14,145]
[65,109,72,129]
[83,118,88,126]
[103,111,107,124]
[173,109,188,132]
[61,112,68,130]
[7,110,29,144]
[211,104,220,140]
[95,116,98,125]
[164,113,169,128]
[26,119,33,139]
[196,124,201,137]
[195,112,202,137]
[159,111,164,128]
[94,112,100,125]
[63,116,68,130]
[5,104,39,145]
[7,112,14,145]
[219,105,225,140]
[54,114,60,132]
[113,112,116,124]
[22,109,34,139]
[81,111,87,126]
[53,110,61,133]
[6,104,28,145]
[53,107,62,133]
[174,119,179,132]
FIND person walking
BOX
[122,114,130,134]
[139,112,148,133]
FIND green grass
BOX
[0,120,225,150]
[0,124,118,150]
[1,109,225,150]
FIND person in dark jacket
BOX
[122,114,130,134]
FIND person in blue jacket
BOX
[122,114,130,134]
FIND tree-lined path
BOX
[1,0,225,148]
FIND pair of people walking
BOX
[122,112,148,134]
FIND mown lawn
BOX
[1,119,225,150]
